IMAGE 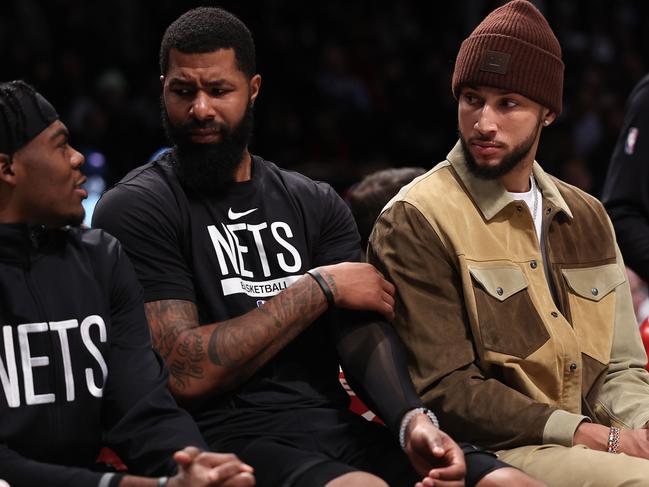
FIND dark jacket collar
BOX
[0,223,68,264]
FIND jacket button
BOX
[530,260,538,269]
[591,288,599,296]
[496,287,504,296]
[551,311,559,317]
[569,362,578,371]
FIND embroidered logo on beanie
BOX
[480,51,511,75]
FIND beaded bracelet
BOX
[607,426,620,454]
[399,407,440,450]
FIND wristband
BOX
[306,269,335,308]
[399,407,440,450]
[607,426,620,454]
[157,477,169,487]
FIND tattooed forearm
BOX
[145,300,198,357]
[207,307,277,367]
[206,276,326,369]
[257,306,282,330]
[207,329,222,366]
[145,300,203,389]
[319,268,338,301]
[145,275,329,396]
[168,330,205,389]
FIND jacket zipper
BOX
[23,245,61,448]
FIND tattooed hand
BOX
[316,263,395,321]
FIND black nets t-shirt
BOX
[93,152,360,430]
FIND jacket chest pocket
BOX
[561,264,624,365]
[469,265,550,358]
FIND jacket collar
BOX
[0,223,67,264]
[446,140,573,221]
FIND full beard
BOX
[161,102,254,196]
[460,121,542,181]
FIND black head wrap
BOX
[0,80,58,155]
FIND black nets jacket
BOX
[0,224,208,487]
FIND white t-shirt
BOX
[508,177,542,243]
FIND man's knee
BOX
[476,467,546,487]
[500,444,649,487]
[324,472,389,487]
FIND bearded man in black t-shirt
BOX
[93,8,538,487]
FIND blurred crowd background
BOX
[2,0,649,205]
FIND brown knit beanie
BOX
[452,0,564,114]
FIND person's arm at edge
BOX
[603,79,649,283]
[0,446,188,487]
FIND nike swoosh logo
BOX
[228,207,258,220]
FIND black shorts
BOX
[203,408,508,487]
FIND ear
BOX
[542,109,557,127]
[249,74,262,106]
[0,153,15,185]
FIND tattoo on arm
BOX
[206,275,325,369]
[207,329,222,366]
[145,300,203,390]
[145,274,328,393]
[321,269,338,300]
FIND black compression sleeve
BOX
[335,312,423,437]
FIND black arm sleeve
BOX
[603,75,649,282]
[335,312,423,437]
[0,445,119,487]
[314,184,423,436]
[100,238,208,476]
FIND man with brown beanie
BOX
[368,1,649,485]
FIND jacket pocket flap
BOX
[561,264,625,302]
[469,266,528,302]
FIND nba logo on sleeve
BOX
[625,127,639,155]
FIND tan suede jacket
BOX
[368,141,649,451]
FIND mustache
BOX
[468,133,495,141]
[182,118,229,132]
[468,136,504,147]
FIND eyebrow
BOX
[49,127,69,142]
[167,77,231,87]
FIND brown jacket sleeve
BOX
[368,200,557,450]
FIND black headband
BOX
[0,81,59,154]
